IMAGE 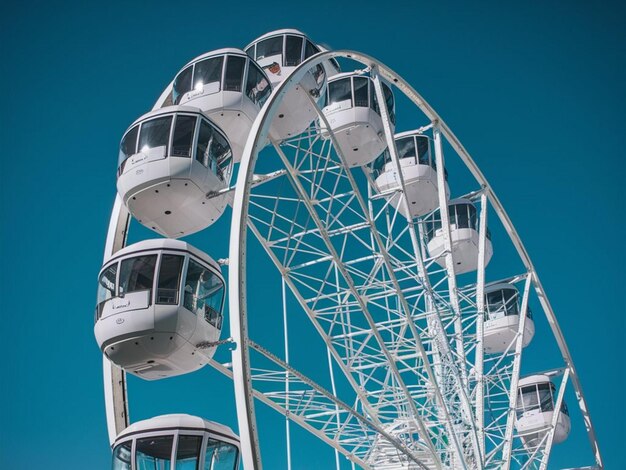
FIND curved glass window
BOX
[485,287,521,320]
[396,137,415,160]
[451,203,475,230]
[119,125,139,168]
[370,151,388,177]
[119,255,157,296]
[224,56,245,92]
[195,121,232,181]
[304,40,319,59]
[204,439,238,470]
[176,435,203,469]
[173,66,193,105]
[371,135,443,178]
[353,77,369,107]
[171,115,197,157]
[516,382,566,418]
[256,36,283,61]
[112,441,132,470]
[382,83,396,125]
[138,116,172,158]
[538,383,554,412]
[196,120,213,168]
[415,136,431,166]
[328,78,352,107]
[156,255,184,305]
[183,259,224,329]
[211,131,233,181]
[97,263,117,320]
[194,56,224,94]
[246,62,271,106]
[285,35,303,66]
[425,203,489,241]
[136,435,173,469]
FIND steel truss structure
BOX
[102,50,603,470]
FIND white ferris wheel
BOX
[95,29,603,470]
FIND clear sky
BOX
[1,0,624,468]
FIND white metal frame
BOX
[99,49,603,470]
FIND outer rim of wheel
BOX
[228,49,602,470]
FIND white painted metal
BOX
[501,275,532,469]
[225,49,600,468]
[102,194,130,446]
[117,106,234,237]
[475,191,488,464]
[153,48,271,163]
[98,45,603,470]
[539,369,571,470]
[373,130,450,219]
[95,238,224,380]
[245,30,331,140]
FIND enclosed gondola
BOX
[483,283,535,353]
[111,414,240,470]
[515,375,571,448]
[245,29,338,140]
[320,72,395,167]
[424,198,493,274]
[95,239,225,380]
[156,48,272,162]
[117,106,233,238]
[372,131,449,218]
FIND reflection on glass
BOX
[184,259,224,328]
[353,77,369,107]
[136,435,173,470]
[195,121,232,180]
[176,435,203,469]
[97,263,118,319]
[138,117,172,156]
[173,66,193,105]
[224,56,245,92]
[194,57,224,92]
[396,137,414,160]
[538,383,554,412]
[328,78,352,106]
[246,62,271,106]
[119,255,157,295]
[304,40,319,59]
[485,288,520,320]
[119,125,139,168]
[256,36,282,61]
[204,439,238,470]
[196,120,214,169]
[382,83,395,125]
[157,255,184,305]
[172,116,197,157]
[112,441,132,470]
[285,35,303,66]
[425,203,490,241]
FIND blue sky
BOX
[1,0,624,468]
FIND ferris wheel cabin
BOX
[483,283,535,354]
[372,131,450,218]
[320,72,395,167]
[515,375,571,448]
[424,199,493,274]
[245,29,337,140]
[158,48,272,162]
[117,106,233,238]
[94,239,225,380]
[112,414,240,470]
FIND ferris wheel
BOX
[94,29,603,470]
